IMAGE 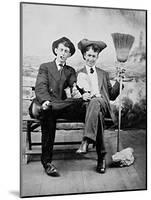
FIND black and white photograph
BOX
[20,2,147,198]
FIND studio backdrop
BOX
[20,2,147,198]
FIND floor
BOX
[20,129,147,197]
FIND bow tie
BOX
[90,67,94,73]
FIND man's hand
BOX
[72,91,82,98]
[72,88,82,99]
[42,100,51,110]
[82,92,91,101]
[115,68,126,82]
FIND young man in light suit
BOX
[76,39,121,173]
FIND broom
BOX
[111,33,135,152]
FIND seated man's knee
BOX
[89,97,104,109]
[89,98,100,106]
[41,108,55,120]
[89,97,107,114]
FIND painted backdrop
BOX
[22,4,146,128]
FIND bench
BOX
[22,86,113,164]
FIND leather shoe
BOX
[44,163,60,177]
[96,159,106,174]
[76,140,89,154]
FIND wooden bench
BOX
[22,86,113,163]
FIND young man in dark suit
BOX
[76,39,122,174]
[35,37,84,177]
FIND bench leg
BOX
[22,154,31,164]
[27,121,32,150]
[22,130,31,164]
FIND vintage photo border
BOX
[20,2,147,198]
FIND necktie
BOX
[90,67,94,74]
[58,63,63,75]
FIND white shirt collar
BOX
[85,65,96,74]
[55,59,65,71]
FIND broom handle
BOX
[117,65,123,152]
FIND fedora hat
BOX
[52,37,75,56]
[78,39,107,54]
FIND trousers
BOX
[40,97,109,167]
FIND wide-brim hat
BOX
[52,37,75,56]
[78,39,107,54]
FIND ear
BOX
[83,53,86,60]
[54,48,58,55]
[67,52,71,58]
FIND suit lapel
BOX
[48,60,61,81]
[96,67,103,91]
[80,66,87,74]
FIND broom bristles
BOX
[111,33,135,62]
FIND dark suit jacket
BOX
[77,66,120,121]
[35,60,76,104]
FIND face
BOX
[84,48,99,67]
[55,43,71,64]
